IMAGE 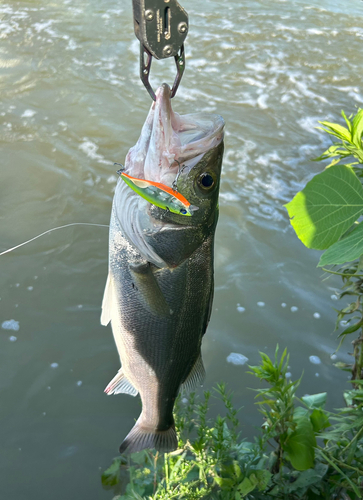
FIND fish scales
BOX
[102,84,224,453]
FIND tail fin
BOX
[119,420,178,454]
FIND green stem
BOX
[358,328,363,380]
[317,449,362,499]
[340,425,363,455]
[321,268,363,277]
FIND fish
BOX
[101,83,224,454]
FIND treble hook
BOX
[172,159,187,191]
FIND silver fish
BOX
[101,84,224,454]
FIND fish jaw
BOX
[123,83,224,190]
[124,83,179,184]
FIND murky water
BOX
[1,0,363,497]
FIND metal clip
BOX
[132,0,188,100]
[140,43,185,101]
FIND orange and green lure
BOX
[120,172,198,216]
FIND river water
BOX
[1,0,363,498]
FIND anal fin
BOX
[181,353,205,393]
[105,369,138,397]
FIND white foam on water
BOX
[237,305,245,313]
[285,372,292,378]
[76,381,82,386]
[281,303,287,308]
[33,20,57,36]
[306,29,325,35]
[219,192,240,202]
[257,94,268,109]
[257,302,265,307]
[313,312,320,319]
[78,139,112,165]
[2,319,19,331]
[330,354,337,360]
[227,353,249,365]
[50,362,59,368]
[21,109,36,118]
[107,175,117,184]
[331,294,338,300]
[9,336,17,342]
[309,355,321,365]
[27,286,33,291]
[290,306,298,312]
[297,116,325,135]
[188,58,208,68]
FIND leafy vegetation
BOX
[102,347,363,499]
[285,108,363,386]
[101,108,363,499]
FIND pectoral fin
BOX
[130,262,171,317]
[101,273,114,326]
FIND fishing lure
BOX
[120,172,198,216]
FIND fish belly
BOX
[106,204,214,452]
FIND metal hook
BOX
[172,159,187,191]
[140,44,185,101]
[114,162,125,175]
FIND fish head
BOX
[163,140,224,226]
[114,83,224,266]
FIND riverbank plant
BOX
[285,108,363,387]
[102,347,363,499]
[102,109,363,499]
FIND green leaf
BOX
[214,476,234,490]
[338,320,363,337]
[284,407,316,471]
[285,164,363,250]
[319,222,363,266]
[351,108,363,148]
[301,393,327,409]
[101,458,122,487]
[318,121,352,142]
[313,144,348,162]
[286,468,324,493]
[310,409,330,432]
[341,110,352,132]
[253,470,272,491]
[237,475,258,496]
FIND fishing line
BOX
[0,223,109,256]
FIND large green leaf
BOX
[318,222,363,266]
[284,407,316,471]
[285,165,363,250]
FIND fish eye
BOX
[180,208,187,215]
[198,172,216,191]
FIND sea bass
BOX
[101,84,224,454]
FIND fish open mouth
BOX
[123,83,224,189]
